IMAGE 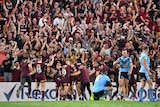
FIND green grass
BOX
[0,101,160,107]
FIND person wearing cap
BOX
[69,37,73,41]
[91,63,113,100]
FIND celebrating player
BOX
[16,56,32,98]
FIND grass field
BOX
[0,101,160,107]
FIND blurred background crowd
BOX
[0,0,160,82]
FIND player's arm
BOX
[105,76,113,91]
[89,69,95,76]
[113,58,119,66]
[105,81,113,91]
[28,67,36,75]
[143,58,151,76]
[70,70,81,76]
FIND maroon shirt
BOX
[61,65,71,83]
[155,69,160,85]
[34,63,46,80]
[80,68,90,82]
[90,67,100,82]
[20,61,30,76]
[54,69,63,84]
[129,67,137,85]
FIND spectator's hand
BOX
[50,74,54,78]
[57,78,61,81]
[153,51,156,55]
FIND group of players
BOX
[16,45,160,102]
[93,45,160,102]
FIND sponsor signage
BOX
[0,82,159,101]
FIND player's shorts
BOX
[129,80,137,86]
[35,73,46,82]
[93,90,105,100]
[139,72,151,80]
[129,75,137,86]
[75,76,81,83]
[56,81,61,87]
[119,72,130,80]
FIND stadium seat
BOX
[0,76,4,82]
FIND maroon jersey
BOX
[55,68,70,86]
[74,65,81,82]
[20,61,30,76]
[90,67,100,82]
[61,65,71,83]
[33,11,43,21]
[20,24,28,33]
[12,69,20,82]
[70,66,76,83]
[80,68,90,82]
[32,25,39,35]
[54,68,65,86]
[129,67,138,85]
[103,64,109,72]
[155,68,160,85]
[34,63,46,81]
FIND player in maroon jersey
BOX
[128,54,138,100]
[54,60,71,100]
[59,60,72,100]
[29,55,46,101]
[67,62,77,100]
[77,62,92,100]
[128,67,138,100]
[70,63,83,100]
[54,61,65,100]
[54,61,62,100]
[16,56,32,98]
[154,62,160,100]
[90,61,101,83]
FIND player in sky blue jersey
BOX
[139,45,155,102]
[92,64,113,100]
[113,49,133,100]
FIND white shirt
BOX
[53,17,65,30]
[38,18,47,28]
[100,47,112,56]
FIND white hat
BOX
[69,37,73,41]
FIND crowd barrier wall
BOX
[0,82,160,101]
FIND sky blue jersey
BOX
[92,74,111,93]
[117,56,132,73]
[139,52,150,73]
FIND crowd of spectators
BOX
[0,0,160,82]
